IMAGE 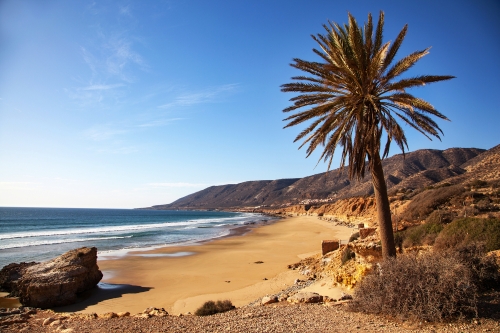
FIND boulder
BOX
[0,262,37,292]
[287,292,323,304]
[261,296,278,305]
[0,247,103,308]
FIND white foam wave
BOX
[0,214,261,241]
[0,235,133,250]
[0,221,201,240]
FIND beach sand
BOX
[50,216,353,315]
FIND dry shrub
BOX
[452,244,500,291]
[349,249,483,321]
[401,185,465,222]
[194,300,235,316]
[434,217,500,252]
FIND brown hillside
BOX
[147,147,485,210]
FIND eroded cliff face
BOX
[263,196,411,229]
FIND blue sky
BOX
[1,0,499,208]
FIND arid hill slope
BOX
[147,146,490,210]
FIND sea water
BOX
[0,207,271,268]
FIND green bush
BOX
[425,210,455,225]
[434,217,500,252]
[397,221,444,248]
[194,300,235,316]
[394,231,404,250]
[349,249,490,321]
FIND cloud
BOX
[105,36,146,80]
[147,182,209,188]
[137,118,183,128]
[95,145,141,154]
[69,17,148,106]
[84,125,129,141]
[82,83,125,91]
[119,5,132,17]
[158,84,239,109]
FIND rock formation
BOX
[0,247,102,308]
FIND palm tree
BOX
[281,11,454,258]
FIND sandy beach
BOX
[52,215,353,315]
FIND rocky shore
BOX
[2,303,500,333]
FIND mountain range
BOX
[146,145,500,210]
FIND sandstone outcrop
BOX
[0,247,102,308]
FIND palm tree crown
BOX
[282,11,454,180]
[282,11,454,258]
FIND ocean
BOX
[0,207,272,268]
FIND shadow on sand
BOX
[53,282,152,312]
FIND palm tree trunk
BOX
[370,152,397,258]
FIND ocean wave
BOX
[0,235,133,250]
[0,221,204,240]
[0,214,261,241]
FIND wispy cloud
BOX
[105,36,146,80]
[158,84,239,109]
[84,125,129,141]
[137,118,183,128]
[84,116,181,142]
[119,5,132,17]
[95,145,141,154]
[68,10,148,107]
[82,83,125,91]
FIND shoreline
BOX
[1,215,353,315]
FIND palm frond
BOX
[282,11,453,179]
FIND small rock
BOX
[340,292,353,300]
[287,292,323,304]
[149,308,168,317]
[134,313,151,319]
[43,317,56,326]
[50,319,62,326]
[261,295,278,305]
[99,312,118,319]
[278,294,288,302]
[116,312,130,318]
